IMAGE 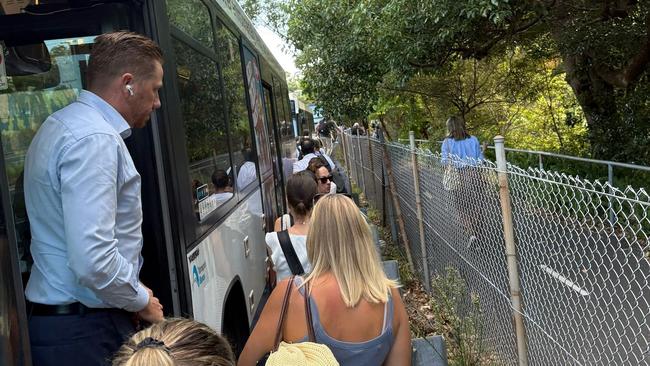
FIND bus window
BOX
[172,38,233,222]
[0,36,94,279]
[242,48,272,178]
[214,22,258,193]
[166,0,214,50]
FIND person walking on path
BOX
[238,194,411,366]
[268,171,318,281]
[24,31,165,366]
[293,138,318,173]
[308,158,337,195]
[440,116,485,247]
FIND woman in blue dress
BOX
[441,116,485,247]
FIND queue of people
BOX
[21,29,411,366]
[244,194,411,366]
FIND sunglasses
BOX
[317,175,333,184]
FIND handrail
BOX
[484,146,650,172]
[402,138,650,172]
[396,135,649,224]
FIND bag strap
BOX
[277,230,305,275]
[303,281,316,342]
[272,275,295,351]
[280,214,294,231]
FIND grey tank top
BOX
[295,276,394,365]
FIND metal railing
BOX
[400,138,650,190]
[344,132,650,365]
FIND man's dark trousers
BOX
[28,309,135,366]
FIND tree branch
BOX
[591,12,650,89]
[379,86,448,99]
[407,51,452,69]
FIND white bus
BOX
[0,0,296,363]
[289,92,314,137]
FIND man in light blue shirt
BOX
[293,138,318,173]
[24,32,164,366]
[314,139,335,170]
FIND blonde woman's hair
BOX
[305,194,398,307]
[112,318,235,366]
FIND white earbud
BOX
[126,84,134,96]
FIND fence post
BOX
[350,135,357,185]
[410,132,431,292]
[608,164,616,225]
[494,136,529,366]
[538,154,543,170]
[341,129,349,174]
[367,133,377,207]
[348,133,356,185]
[379,129,388,227]
[357,134,366,193]
[380,131,415,272]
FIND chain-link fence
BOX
[340,132,650,365]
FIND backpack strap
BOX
[281,214,293,231]
[277,230,305,275]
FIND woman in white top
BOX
[267,171,318,281]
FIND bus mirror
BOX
[4,42,60,90]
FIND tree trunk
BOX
[562,52,625,160]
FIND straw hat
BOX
[266,341,339,366]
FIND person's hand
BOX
[137,288,164,323]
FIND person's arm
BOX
[274,217,282,232]
[238,278,292,366]
[60,134,150,313]
[384,288,412,366]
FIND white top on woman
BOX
[265,231,311,281]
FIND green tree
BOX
[242,0,649,162]
[373,0,650,161]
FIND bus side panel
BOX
[186,190,266,331]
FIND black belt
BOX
[28,302,117,316]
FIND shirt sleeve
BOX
[59,134,149,312]
[323,153,335,170]
[265,232,284,271]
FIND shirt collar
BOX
[77,90,132,139]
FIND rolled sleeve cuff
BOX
[124,284,149,312]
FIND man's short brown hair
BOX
[86,31,163,90]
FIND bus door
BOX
[262,84,285,215]
[0,142,30,366]
[242,46,277,230]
